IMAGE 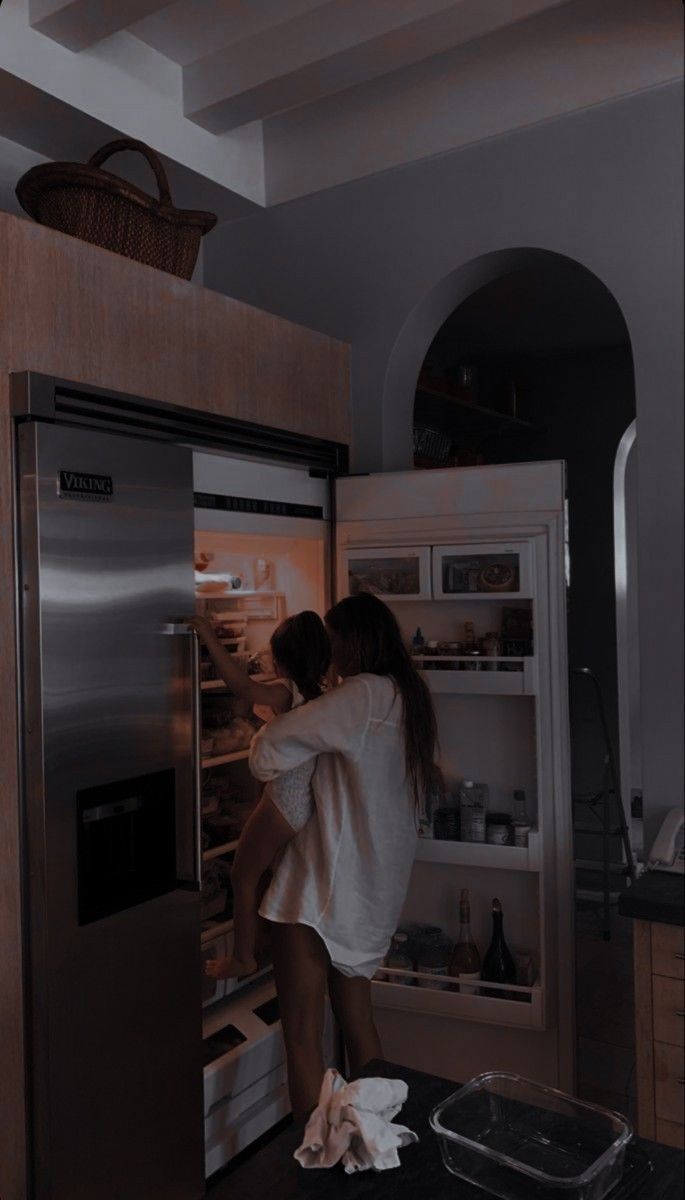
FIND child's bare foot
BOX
[205,955,258,980]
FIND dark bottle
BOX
[481,898,517,1000]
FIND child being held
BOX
[189,610,330,979]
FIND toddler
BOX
[190,610,330,978]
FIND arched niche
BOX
[381,247,632,470]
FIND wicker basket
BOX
[16,138,217,280]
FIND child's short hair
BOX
[270,611,331,702]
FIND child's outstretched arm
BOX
[188,615,292,712]
[206,794,297,979]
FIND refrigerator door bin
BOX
[432,543,533,600]
[372,973,545,1030]
[429,1072,632,1200]
[414,832,541,871]
[343,546,432,601]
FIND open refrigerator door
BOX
[335,461,573,1094]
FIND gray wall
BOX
[485,347,636,829]
[206,80,683,851]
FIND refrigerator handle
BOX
[188,626,203,890]
[163,622,203,891]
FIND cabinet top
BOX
[619,871,685,927]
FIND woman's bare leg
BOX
[327,968,382,1076]
[270,923,329,1117]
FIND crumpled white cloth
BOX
[294,1069,419,1174]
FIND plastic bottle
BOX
[459,781,488,842]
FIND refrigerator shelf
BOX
[201,918,234,944]
[201,590,284,598]
[415,831,540,871]
[203,840,239,861]
[371,971,544,1029]
[201,970,276,1041]
[428,593,534,602]
[202,749,251,768]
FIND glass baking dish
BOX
[430,1073,632,1200]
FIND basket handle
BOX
[88,139,172,205]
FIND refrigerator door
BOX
[17,422,204,1200]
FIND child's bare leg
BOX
[206,797,295,979]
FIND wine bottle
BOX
[449,889,481,994]
[481,898,517,999]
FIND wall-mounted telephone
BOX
[648,808,685,873]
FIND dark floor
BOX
[207,898,640,1193]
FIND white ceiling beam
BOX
[29,1,173,52]
[262,0,684,204]
[183,0,571,133]
[1,4,266,207]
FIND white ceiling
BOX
[0,0,682,216]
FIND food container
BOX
[416,945,451,991]
[487,813,512,845]
[433,803,461,841]
[514,823,531,848]
[430,1073,632,1200]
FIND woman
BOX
[249,591,439,1116]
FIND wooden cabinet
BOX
[634,919,685,1148]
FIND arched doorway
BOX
[385,248,639,1115]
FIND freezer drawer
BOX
[203,981,286,1117]
[205,1085,291,1178]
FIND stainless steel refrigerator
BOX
[16,421,205,1199]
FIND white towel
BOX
[294,1069,418,1174]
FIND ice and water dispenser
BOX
[77,767,177,924]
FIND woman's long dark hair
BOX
[325,592,439,810]
[270,610,331,703]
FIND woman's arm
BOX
[250,675,372,781]
[188,616,292,712]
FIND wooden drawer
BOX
[654,1040,685,1125]
[652,923,685,980]
[652,975,685,1047]
[656,1118,685,1150]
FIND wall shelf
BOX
[372,969,544,1029]
[415,831,540,871]
[415,384,540,439]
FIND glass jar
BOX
[385,932,414,985]
[486,813,512,846]
[513,823,531,848]
[416,943,451,991]
[482,631,501,671]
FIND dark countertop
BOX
[211,1061,684,1200]
[618,870,685,926]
